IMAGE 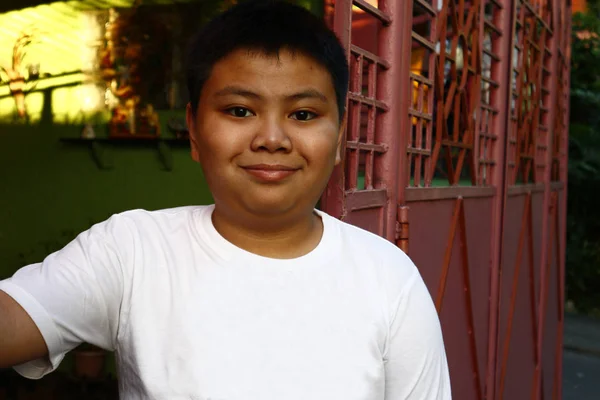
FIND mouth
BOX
[241,164,300,182]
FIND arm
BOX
[0,290,48,368]
[384,271,452,399]
[0,214,127,377]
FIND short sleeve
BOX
[383,269,452,399]
[0,215,127,379]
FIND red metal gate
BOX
[321,1,570,399]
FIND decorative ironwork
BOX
[507,0,553,185]
[430,1,482,186]
[408,0,505,187]
[478,0,504,186]
[345,44,389,191]
[322,0,405,240]
[407,0,437,187]
[552,0,570,182]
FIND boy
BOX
[0,1,451,399]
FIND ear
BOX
[186,103,201,163]
[334,109,348,166]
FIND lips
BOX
[241,164,300,182]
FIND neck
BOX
[211,205,323,259]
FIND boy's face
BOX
[187,48,345,218]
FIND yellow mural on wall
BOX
[0,0,199,124]
[0,1,108,123]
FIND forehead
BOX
[203,48,337,98]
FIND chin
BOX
[243,196,304,217]
[246,202,295,216]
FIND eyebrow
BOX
[214,86,262,100]
[287,89,328,103]
[214,86,329,103]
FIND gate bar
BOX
[377,0,408,241]
[486,0,517,398]
[534,0,560,397]
[320,0,352,219]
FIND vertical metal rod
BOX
[377,0,406,241]
[486,0,517,398]
[471,0,484,187]
[321,0,352,218]
[394,0,416,206]
[556,3,572,398]
[534,0,560,397]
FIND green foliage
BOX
[567,9,600,314]
[571,14,600,90]
[567,123,600,313]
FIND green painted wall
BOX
[0,122,213,279]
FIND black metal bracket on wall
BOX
[59,137,190,171]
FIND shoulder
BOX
[104,205,208,231]
[321,210,414,265]
[116,205,205,223]
[81,205,211,246]
[319,210,419,294]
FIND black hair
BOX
[185,0,349,121]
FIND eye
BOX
[290,110,317,121]
[226,107,254,118]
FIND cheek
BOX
[299,133,339,168]
[197,117,246,159]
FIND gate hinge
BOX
[396,205,410,254]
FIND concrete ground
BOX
[563,313,600,400]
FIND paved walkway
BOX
[564,312,600,356]
[563,312,600,400]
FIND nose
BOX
[250,115,292,153]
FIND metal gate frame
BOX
[321,1,571,399]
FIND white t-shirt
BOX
[0,205,451,399]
